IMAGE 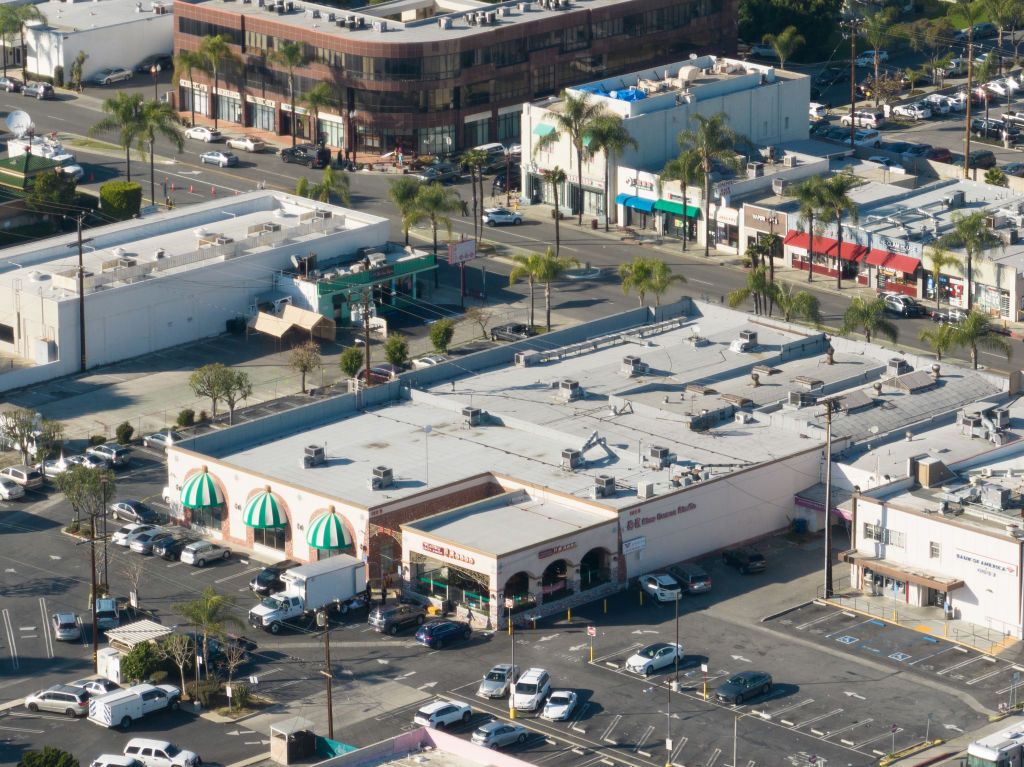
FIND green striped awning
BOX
[179,467,224,509]
[307,506,352,550]
[533,124,555,137]
[654,200,701,218]
[243,487,287,529]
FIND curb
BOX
[225,753,270,767]
[759,599,815,623]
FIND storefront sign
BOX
[447,239,477,265]
[179,79,208,91]
[743,205,787,232]
[625,502,697,531]
[956,549,1017,577]
[370,264,395,280]
[422,541,476,565]
[626,177,655,191]
[870,234,922,258]
[539,542,576,560]
[622,536,646,554]
[215,88,240,99]
[711,205,739,226]
[246,95,276,108]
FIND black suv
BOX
[722,547,767,574]
[281,144,331,168]
[971,117,1020,141]
[414,619,471,649]
[490,323,534,342]
[249,559,300,596]
[814,67,847,86]
[368,603,427,635]
[154,534,199,561]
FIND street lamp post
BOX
[89,511,98,673]
[150,64,161,102]
[317,610,334,740]
[100,477,109,588]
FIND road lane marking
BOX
[39,598,53,659]
[600,713,621,743]
[2,609,19,671]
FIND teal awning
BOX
[618,195,655,213]
[614,193,632,204]
[307,506,353,550]
[243,487,287,529]
[654,200,700,218]
[179,467,224,509]
[533,124,555,137]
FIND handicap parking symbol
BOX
[836,635,859,645]
[889,652,912,662]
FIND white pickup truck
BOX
[248,555,366,633]
[88,683,181,729]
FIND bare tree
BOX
[160,634,194,698]
[121,557,145,605]
[219,642,250,709]
[463,306,493,339]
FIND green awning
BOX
[307,506,353,550]
[533,124,555,137]
[179,467,224,509]
[654,200,700,218]
[243,487,287,529]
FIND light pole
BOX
[100,477,109,588]
[89,511,98,672]
[150,63,161,102]
[317,610,334,740]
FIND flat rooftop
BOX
[29,0,171,32]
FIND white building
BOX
[24,0,173,84]
[520,55,810,228]
[0,192,394,393]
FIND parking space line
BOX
[632,724,654,753]
[1,609,18,671]
[38,597,53,659]
[855,726,902,749]
[600,713,621,743]
[704,746,722,766]
[214,567,259,584]
[593,643,641,666]
[827,718,873,739]
[763,698,813,721]
[908,646,956,666]
[669,735,687,763]
[938,656,984,675]
[968,667,1009,686]
[0,724,44,733]
[795,611,845,631]
[825,617,876,639]
[798,708,843,733]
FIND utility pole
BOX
[362,288,372,385]
[841,18,861,151]
[100,477,109,588]
[317,611,334,740]
[90,508,98,673]
[964,29,975,179]
[76,213,87,373]
[823,398,836,599]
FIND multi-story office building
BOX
[173,0,737,155]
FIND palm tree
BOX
[534,91,606,225]
[792,176,826,282]
[387,176,421,245]
[618,255,683,306]
[588,115,638,232]
[677,113,741,258]
[172,587,244,678]
[0,6,16,78]
[648,259,687,306]
[199,34,242,131]
[936,211,1000,311]
[405,182,462,256]
[508,251,544,329]
[729,264,772,316]
[762,25,805,70]
[175,50,208,129]
[309,166,350,204]
[268,41,306,146]
[919,323,958,361]
[841,296,897,344]
[461,148,488,242]
[770,282,821,324]
[819,172,863,290]
[547,165,567,255]
[952,310,1012,369]
[925,244,962,312]
[302,82,335,148]
[11,3,44,82]
[90,93,143,183]
[862,8,897,107]
[136,99,184,206]
[658,148,701,250]
[536,248,580,331]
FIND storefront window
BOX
[464,118,490,147]
[419,125,456,156]
[412,557,490,609]
[975,283,1011,318]
[216,94,241,125]
[254,527,285,550]
[191,505,223,530]
[497,111,521,144]
[318,119,344,149]
[247,102,275,132]
[180,87,209,118]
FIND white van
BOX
[809,102,828,120]
[472,142,508,172]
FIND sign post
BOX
[446,237,477,309]
[587,624,596,662]
[701,663,709,700]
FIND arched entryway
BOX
[541,559,572,604]
[307,506,357,560]
[580,547,612,590]
[368,530,402,591]
[242,486,291,554]
[502,571,535,614]
[179,465,228,535]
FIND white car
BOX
[58,163,85,181]
[625,642,685,676]
[855,49,888,67]
[639,572,682,602]
[541,690,577,721]
[481,207,522,226]
[852,129,882,148]
[123,738,199,767]
[512,667,551,711]
[92,67,133,85]
[891,102,931,121]
[986,78,1018,97]
[112,523,156,546]
[143,430,184,449]
[808,102,828,120]
[71,677,120,696]
[200,150,238,167]
[0,477,24,500]
[411,354,449,369]
[51,612,81,641]
[412,699,473,728]
[184,126,222,142]
[226,135,266,152]
[91,756,141,767]
[67,454,109,470]
[180,540,230,566]
[922,94,952,114]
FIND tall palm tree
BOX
[841,296,897,344]
[925,244,962,311]
[770,282,821,324]
[862,8,897,107]
[508,251,544,328]
[534,91,606,225]
[0,6,15,78]
[819,172,863,290]
[547,166,567,255]
[175,50,208,129]
[302,82,335,147]
[937,211,1000,311]
[587,115,638,232]
[136,99,184,206]
[172,587,243,678]
[648,259,687,306]
[387,176,421,245]
[729,264,771,316]
[793,176,826,282]
[12,3,44,82]
[199,34,242,131]
[658,148,701,250]
[309,166,350,204]
[762,25,805,70]
[952,310,1012,369]
[919,323,958,361]
[268,41,306,146]
[461,148,488,242]
[677,113,741,258]
[405,182,462,256]
[618,255,682,306]
[762,231,781,297]
[536,248,580,331]
[90,93,143,183]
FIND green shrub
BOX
[121,642,161,684]
[99,181,142,221]
[115,421,134,444]
[340,347,363,378]
[176,409,195,427]
[197,410,208,423]
[429,319,455,353]
[89,434,106,446]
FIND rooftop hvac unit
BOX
[739,330,757,344]
[562,448,583,470]
[648,445,670,468]
[730,329,757,353]
[558,379,582,401]
[637,481,655,500]
[1001,228,1019,245]
[887,357,911,376]
[771,178,788,195]
[787,391,813,408]
[486,10,496,22]
[735,411,754,424]
[327,11,335,20]
[782,154,797,167]
[372,20,387,32]
[518,1,529,9]
[371,465,393,489]
[498,5,510,15]
[746,161,764,179]
[982,484,1010,509]
[944,190,965,209]
[462,406,483,426]
[621,355,647,376]
[118,257,137,268]
[515,350,538,367]
[438,16,451,28]
[311,8,319,17]
[302,445,326,468]
[154,248,165,259]
[593,474,615,498]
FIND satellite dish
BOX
[6,110,32,138]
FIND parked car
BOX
[748,42,778,59]
[852,129,882,148]
[91,67,133,85]
[413,699,472,728]
[281,143,330,168]
[112,523,157,547]
[953,149,997,169]
[639,572,682,602]
[86,443,131,467]
[25,685,89,717]
[971,116,1020,141]
[511,667,551,711]
[135,54,173,73]
[130,529,174,555]
[471,721,529,748]
[368,603,427,635]
[154,534,199,561]
[51,612,81,641]
[1003,162,1024,177]
[0,76,22,92]
[985,78,1018,97]
[954,21,998,41]
[199,634,258,667]
[541,690,577,721]
[715,670,773,704]
[1,465,43,489]
[183,126,222,142]
[0,477,25,500]
[58,161,85,182]
[490,323,533,342]
[411,354,449,369]
[180,540,230,566]
[625,642,684,676]
[926,146,953,163]
[477,663,520,698]
[492,170,522,194]
[70,677,120,696]
[891,102,932,121]
[814,67,847,86]
[670,563,713,594]
[922,94,953,115]
[22,82,54,99]
[226,135,266,152]
[482,207,523,226]
[414,619,471,649]
[124,525,163,548]
[722,547,767,574]
[855,49,889,67]
[867,156,905,172]
[841,109,884,129]
[200,150,238,167]
[91,756,141,767]
[413,162,460,184]
[808,102,828,120]
[900,143,933,160]
[883,293,926,317]
[142,430,184,449]
[67,454,109,471]
[122,738,200,767]
[249,559,300,595]
[109,499,158,524]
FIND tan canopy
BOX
[252,305,335,340]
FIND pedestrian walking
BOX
[466,605,474,625]
[459,199,469,216]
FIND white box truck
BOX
[968,728,1024,767]
[249,555,366,633]
[88,683,181,729]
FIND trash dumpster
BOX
[270,717,316,765]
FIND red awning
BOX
[783,230,837,255]
[866,249,921,274]
[835,241,870,263]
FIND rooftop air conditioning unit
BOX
[438,16,451,28]
[593,474,615,498]
[982,484,1010,509]
[558,379,582,401]
[771,178,788,195]
[746,161,764,179]
[621,355,647,376]
[154,248,165,259]
[498,5,509,15]
[1001,228,1019,245]
[562,448,583,470]
[788,391,812,408]
[515,350,539,367]
[735,411,754,424]
[372,20,387,32]
[486,11,496,23]
[518,1,528,10]
[648,445,670,468]
[887,357,911,376]
[302,445,326,468]
[740,330,757,345]
[637,481,655,500]
[118,257,137,268]
[371,465,393,489]
[462,406,483,426]
[782,154,797,167]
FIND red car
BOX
[926,147,953,164]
